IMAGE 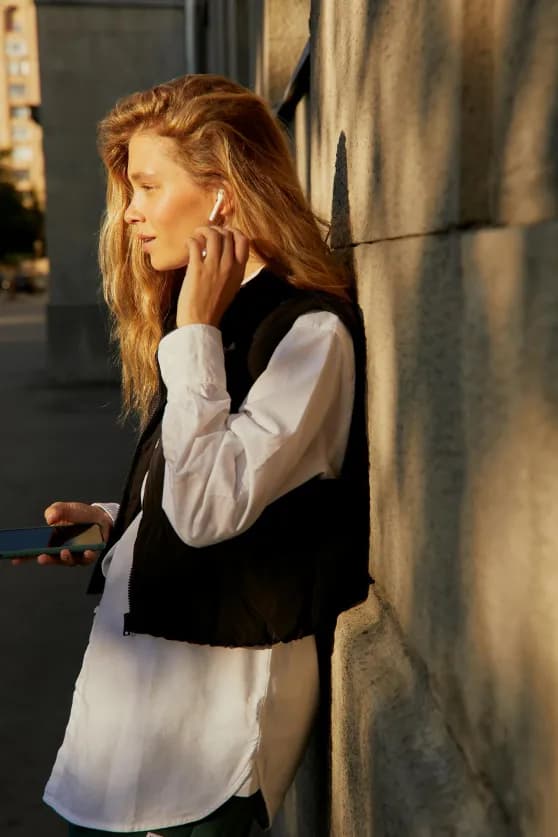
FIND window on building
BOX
[8,83,26,98]
[10,105,30,119]
[5,40,27,57]
[12,170,30,183]
[6,7,22,33]
[12,147,33,164]
[11,124,30,141]
[9,59,29,77]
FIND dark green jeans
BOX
[67,792,261,837]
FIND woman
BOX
[15,74,370,835]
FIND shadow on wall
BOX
[323,1,558,835]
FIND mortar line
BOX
[332,215,556,250]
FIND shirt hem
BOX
[43,726,269,834]
[44,779,258,833]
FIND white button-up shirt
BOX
[43,304,355,832]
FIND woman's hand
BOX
[11,501,113,567]
[176,226,250,328]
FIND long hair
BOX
[97,74,352,426]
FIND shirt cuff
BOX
[91,502,120,525]
[158,325,227,398]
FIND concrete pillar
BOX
[35,0,185,384]
[184,0,207,75]
[253,0,309,107]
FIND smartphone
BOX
[0,523,105,559]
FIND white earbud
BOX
[208,189,225,223]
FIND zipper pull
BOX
[123,613,135,636]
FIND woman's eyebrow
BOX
[128,170,158,182]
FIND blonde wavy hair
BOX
[97,74,352,426]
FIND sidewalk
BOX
[0,294,136,836]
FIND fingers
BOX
[178,225,251,328]
[220,228,235,271]
[11,552,77,567]
[45,501,94,525]
[186,235,203,268]
[37,552,66,566]
[231,229,250,269]
[44,500,112,541]
[34,548,98,567]
[193,226,224,267]
[191,226,248,271]
[11,552,64,566]
[13,500,112,568]
[56,548,98,566]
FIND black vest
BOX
[88,269,372,646]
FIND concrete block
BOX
[38,5,185,307]
[311,0,463,244]
[255,0,310,106]
[492,0,558,225]
[311,0,558,244]
[37,4,185,380]
[331,592,508,837]
[352,219,558,834]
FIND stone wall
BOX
[304,1,558,835]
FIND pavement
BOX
[0,292,136,836]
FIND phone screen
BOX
[0,523,104,558]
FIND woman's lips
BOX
[139,236,156,250]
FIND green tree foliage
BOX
[0,158,45,262]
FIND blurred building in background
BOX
[0,0,45,207]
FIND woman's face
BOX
[124,131,218,272]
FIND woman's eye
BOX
[140,184,156,192]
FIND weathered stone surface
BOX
[311,0,463,244]
[254,0,310,106]
[310,0,558,243]
[492,0,558,225]
[351,221,558,835]
[331,592,509,837]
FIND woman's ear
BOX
[213,184,235,224]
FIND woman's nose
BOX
[124,201,145,225]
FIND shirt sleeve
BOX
[157,310,355,547]
[91,502,120,525]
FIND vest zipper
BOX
[123,555,136,636]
